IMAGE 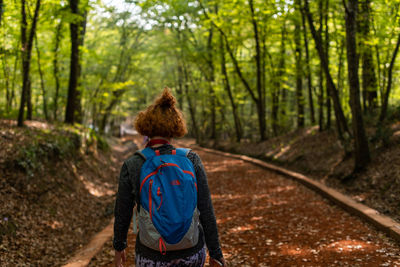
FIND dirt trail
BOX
[90,144,400,266]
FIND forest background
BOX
[1,0,400,171]
[2,0,400,265]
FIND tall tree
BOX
[53,21,62,120]
[200,0,267,140]
[379,31,400,122]
[34,34,49,120]
[295,0,305,128]
[359,0,378,112]
[303,0,350,139]
[323,0,331,129]
[219,34,242,142]
[301,5,315,124]
[344,0,370,170]
[65,0,86,124]
[17,0,41,126]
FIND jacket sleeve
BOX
[113,162,135,251]
[188,151,223,260]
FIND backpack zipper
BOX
[157,187,162,210]
[149,179,153,220]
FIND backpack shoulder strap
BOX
[134,147,156,160]
[175,148,191,157]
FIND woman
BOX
[113,88,226,267]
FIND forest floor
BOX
[0,119,136,266]
[90,139,400,266]
[204,123,400,225]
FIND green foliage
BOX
[1,0,400,143]
[13,129,81,176]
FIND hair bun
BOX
[156,87,176,108]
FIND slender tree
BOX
[303,0,350,138]
[17,0,41,126]
[53,21,62,120]
[34,34,49,120]
[65,0,86,124]
[301,6,315,124]
[220,34,242,142]
[379,31,400,122]
[344,0,370,170]
[359,0,378,112]
[295,0,305,128]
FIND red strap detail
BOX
[172,150,176,155]
[155,150,160,156]
[146,139,170,147]
[159,238,167,255]
[140,170,158,193]
[183,170,195,177]
[140,163,195,192]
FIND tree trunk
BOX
[200,0,266,140]
[379,31,400,122]
[303,0,349,138]
[183,64,199,142]
[65,0,85,124]
[301,6,315,124]
[318,0,324,131]
[18,0,40,126]
[10,56,18,110]
[344,0,370,171]
[206,26,216,140]
[324,0,331,129]
[220,34,242,142]
[53,21,62,121]
[2,52,10,113]
[34,34,48,120]
[249,0,266,140]
[295,0,304,128]
[272,22,286,135]
[359,0,378,112]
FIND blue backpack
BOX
[134,147,200,254]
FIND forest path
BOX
[90,141,400,266]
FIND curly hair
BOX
[134,88,187,138]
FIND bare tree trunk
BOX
[10,56,18,110]
[324,0,331,129]
[295,0,304,128]
[272,22,286,135]
[303,0,350,138]
[2,53,10,113]
[249,0,266,140]
[65,0,86,124]
[220,34,242,142]
[359,0,378,112]
[344,0,370,171]
[34,34,48,120]
[301,6,315,124]
[200,0,266,140]
[379,32,400,122]
[183,64,199,142]
[206,26,216,140]
[318,0,324,131]
[18,0,40,126]
[53,21,62,120]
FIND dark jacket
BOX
[113,144,223,262]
